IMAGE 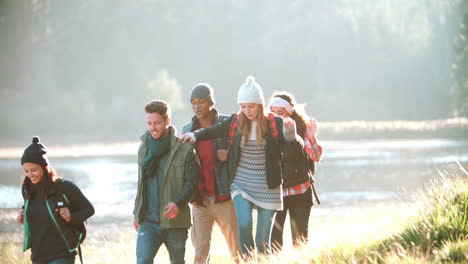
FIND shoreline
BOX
[1,137,467,160]
[319,117,468,140]
[0,118,467,150]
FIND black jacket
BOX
[282,140,316,188]
[22,179,94,262]
[182,108,231,197]
[193,114,305,189]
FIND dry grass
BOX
[1,168,466,263]
[0,202,415,264]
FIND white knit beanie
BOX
[237,76,265,105]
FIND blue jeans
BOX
[233,195,276,256]
[136,221,188,264]
[32,257,75,264]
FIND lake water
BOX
[1,139,467,222]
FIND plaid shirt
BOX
[283,180,311,197]
[268,113,279,138]
[228,113,278,145]
[228,115,239,145]
[304,138,322,162]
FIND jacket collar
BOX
[190,108,219,131]
[139,126,180,180]
[140,125,177,142]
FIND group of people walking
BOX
[16,76,322,264]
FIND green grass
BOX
[1,170,467,263]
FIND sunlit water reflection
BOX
[1,139,467,223]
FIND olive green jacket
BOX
[133,126,199,228]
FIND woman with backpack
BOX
[268,92,323,250]
[181,76,305,257]
[16,136,95,264]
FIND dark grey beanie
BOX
[190,83,215,105]
[21,136,49,167]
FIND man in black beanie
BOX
[189,83,215,105]
[183,83,241,263]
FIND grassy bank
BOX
[309,171,468,263]
[1,169,466,263]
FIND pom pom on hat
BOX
[245,76,255,84]
[237,75,265,105]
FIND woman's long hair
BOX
[22,165,60,199]
[271,91,309,139]
[238,104,269,145]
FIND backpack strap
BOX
[55,179,85,264]
[55,178,72,209]
[267,113,279,139]
[312,183,320,205]
[305,155,320,205]
[56,179,66,204]
[78,245,84,264]
[228,114,239,145]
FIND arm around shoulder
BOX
[192,114,235,141]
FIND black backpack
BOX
[51,179,87,264]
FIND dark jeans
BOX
[271,206,311,250]
[136,221,188,264]
[32,257,75,264]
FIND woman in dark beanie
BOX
[268,92,322,250]
[16,136,95,264]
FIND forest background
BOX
[1,0,467,146]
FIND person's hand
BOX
[56,207,71,223]
[17,210,24,224]
[180,133,195,143]
[133,218,140,231]
[306,119,318,139]
[283,116,296,128]
[217,149,228,162]
[163,202,179,219]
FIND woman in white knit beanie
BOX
[181,76,305,257]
